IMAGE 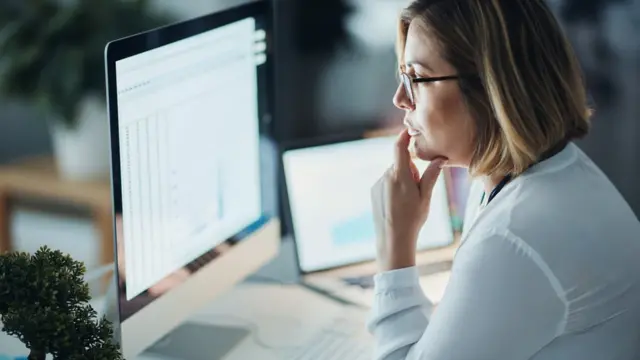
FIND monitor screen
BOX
[283,136,454,273]
[113,15,267,306]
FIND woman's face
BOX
[393,21,475,167]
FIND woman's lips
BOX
[404,121,421,136]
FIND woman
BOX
[369,1,640,359]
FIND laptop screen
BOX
[283,136,454,273]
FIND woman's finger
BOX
[409,159,420,183]
[394,129,413,178]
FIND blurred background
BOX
[0,0,638,296]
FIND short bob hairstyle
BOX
[398,0,592,177]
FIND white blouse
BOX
[367,142,640,360]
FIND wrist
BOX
[380,242,416,271]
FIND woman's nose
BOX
[393,83,413,111]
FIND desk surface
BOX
[138,283,370,360]
[0,283,364,360]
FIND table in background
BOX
[0,156,113,265]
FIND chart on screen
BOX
[116,18,263,299]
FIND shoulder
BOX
[474,143,636,243]
[457,227,553,273]
[456,227,561,292]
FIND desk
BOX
[0,156,113,265]
[0,282,370,359]
[0,272,449,359]
[137,283,370,360]
[0,236,452,359]
[136,266,452,360]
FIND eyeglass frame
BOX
[398,72,475,105]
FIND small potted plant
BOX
[0,246,123,360]
[0,0,173,180]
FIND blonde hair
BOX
[398,0,592,177]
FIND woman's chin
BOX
[410,140,450,163]
[414,148,448,163]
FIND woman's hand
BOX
[371,129,445,271]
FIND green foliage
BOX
[0,246,124,359]
[50,304,123,359]
[0,0,173,128]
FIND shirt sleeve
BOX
[367,229,566,360]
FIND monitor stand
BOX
[141,322,251,360]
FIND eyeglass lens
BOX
[400,73,414,104]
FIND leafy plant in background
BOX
[0,246,123,360]
[0,0,174,129]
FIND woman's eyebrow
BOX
[405,60,435,73]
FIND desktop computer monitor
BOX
[104,2,279,358]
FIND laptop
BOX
[282,134,459,308]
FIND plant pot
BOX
[50,95,110,181]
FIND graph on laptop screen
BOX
[283,136,454,273]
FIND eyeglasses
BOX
[399,72,471,105]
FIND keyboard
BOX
[286,330,372,360]
[285,316,373,360]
